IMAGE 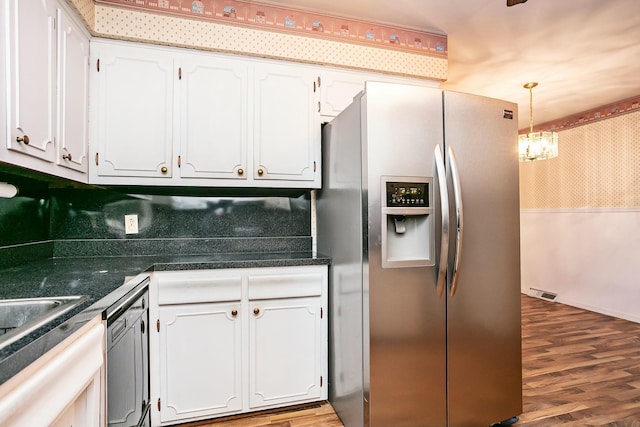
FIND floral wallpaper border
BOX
[94,0,448,57]
[532,95,640,133]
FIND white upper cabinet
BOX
[253,63,320,186]
[1,0,90,181]
[90,41,175,180]
[319,68,439,121]
[178,53,248,180]
[57,7,89,173]
[5,0,57,162]
[89,40,322,189]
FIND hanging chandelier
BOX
[518,82,559,162]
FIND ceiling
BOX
[262,0,640,130]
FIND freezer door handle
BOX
[434,144,449,298]
[448,146,464,297]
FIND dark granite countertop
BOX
[0,251,330,385]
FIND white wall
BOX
[520,208,640,323]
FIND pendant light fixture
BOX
[518,82,559,162]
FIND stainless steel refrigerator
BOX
[317,81,522,427]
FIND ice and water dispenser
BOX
[381,176,434,268]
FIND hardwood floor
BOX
[518,295,640,426]
[177,402,343,427]
[183,295,640,426]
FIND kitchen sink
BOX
[0,296,88,350]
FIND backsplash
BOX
[0,195,49,247]
[0,175,311,268]
[49,188,311,256]
[0,172,53,269]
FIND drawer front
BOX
[248,271,323,300]
[158,275,242,305]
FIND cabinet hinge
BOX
[53,17,56,31]
[320,376,323,387]
[177,155,181,168]
[157,398,161,411]
[178,67,182,80]
[156,319,160,332]
[95,153,99,166]
[96,58,100,72]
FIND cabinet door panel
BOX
[93,44,174,178]
[159,303,242,423]
[253,64,319,184]
[179,55,248,179]
[6,0,56,162]
[320,72,366,118]
[249,297,322,409]
[57,8,89,173]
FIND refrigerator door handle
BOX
[448,146,464,297]
[434,144,449,298]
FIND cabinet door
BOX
[158,302,242,423]
[6,0,56,162]
[319,71,367,118]
[253,63,320,186]
[179,54,248,180]
[56,7,89,173]
[91,42,174,179]
[249,297,323,409]
[51,371,101,427]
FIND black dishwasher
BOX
[106,281,150,427]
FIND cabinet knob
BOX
[231,309,238,317]
[253,307,260,315]
[62,153,73,161]
[161,166,168,174]
[257,168,264,176]
[237,168,244,176]
[16,135,30,145]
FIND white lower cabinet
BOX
[149,265,328,426]
[158,302,242,422]
[0,316,105,427]
[249,297,323,409]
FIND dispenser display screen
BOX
[386,182,429,207]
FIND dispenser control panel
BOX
[386,182,429,207]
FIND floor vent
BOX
[528,288,558,302]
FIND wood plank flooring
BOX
[183,295,640,427]
[518,295,640,426]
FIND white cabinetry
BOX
[253,63,320,184]
[4,0,56,163]
[56,7,90,173]
[246,269,325,410]
[90,40,321,189]
[90,41,174,180]
[0,317,105,427]
[149,265,328,426]
[158,301,243,421]
[178,53,248,180]
[319,68,439,121]
[1,0,90,180]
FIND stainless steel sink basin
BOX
[0,296,88,350]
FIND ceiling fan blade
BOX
[507,0,528,6]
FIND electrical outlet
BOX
[125,214,139,234]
